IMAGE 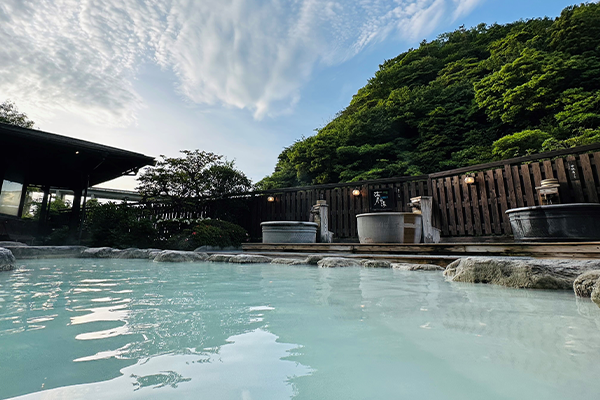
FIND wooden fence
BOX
[244,176,431,239]
[428,143,600,238]
[145,143,600,241]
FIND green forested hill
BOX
[258,3,600,189]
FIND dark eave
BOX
[0,122,155,188]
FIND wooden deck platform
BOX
[242,242,600,259]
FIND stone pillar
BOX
[317,200,333,243]
[420,196,440,243]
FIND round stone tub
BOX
[506,203,600,242]
[261,221,318,243]
[356,212,422,244]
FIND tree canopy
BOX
[257,3,600,189]
[136,150,252,202]
[0,100,35,128]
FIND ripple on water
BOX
[2,259,600,400]
[10,329,312,400]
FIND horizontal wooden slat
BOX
[243,242,600,258]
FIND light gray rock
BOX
[7,246,87,259]
[573,270,600,297]
[317,257,362,268]
[208,254,234,263]
[153,250,209,262]
[392,263,444,271]
[0,241,28,247]
[116,248,161,259]
[81,247,118,258]
[194,246,241,253]
[304,255,324,265]
[108,249,123,258]
[0,248,16,271]
[361,260,392,268]
[148,250,162,260]
[271,258,306,265]
[444,257,600,290]
[591,285,600,307]
[229,254,273,264]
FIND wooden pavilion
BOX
[0,122,154,241]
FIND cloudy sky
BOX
[0,0,579,190]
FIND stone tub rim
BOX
[260,221,318,227]
[505,203,600,214]
[356,211,418,218]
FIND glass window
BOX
[0,180,23,216]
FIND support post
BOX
[78,181,89,244]
[39,186,50,226]
[70,188,82,230]
[317,200,333,243]
[420,196,440,243]
[17,182,28,218]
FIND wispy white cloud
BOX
[0,0,483,124]
[452,0,484,20]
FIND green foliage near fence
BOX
[258,3,600,189]
[158,219,249,250]
[82,200,248,250]
[84,201,157,249]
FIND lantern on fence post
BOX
[464,175,475,184]
[536,179,560,205]
[352,188,361,196]
[267,196,275,202]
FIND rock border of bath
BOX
[2,246,600,308]
[0,245,444,269]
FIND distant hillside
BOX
[257,2,600,189]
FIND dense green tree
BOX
[491,129,553,159]
[258,3,600,189]
[137,150,252,202]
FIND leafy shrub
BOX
[541,129,600,151]
[40,225,72,245]
[161,219,248,250]
[491,129,552,159]
[84,201,156,249]
[83,201,248,250]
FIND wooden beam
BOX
[242,242,600,259]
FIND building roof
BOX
[0,122,155,188]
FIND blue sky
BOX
[0,0,583,190]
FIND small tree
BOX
[136,150,252,202]
[0,100,35,128]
